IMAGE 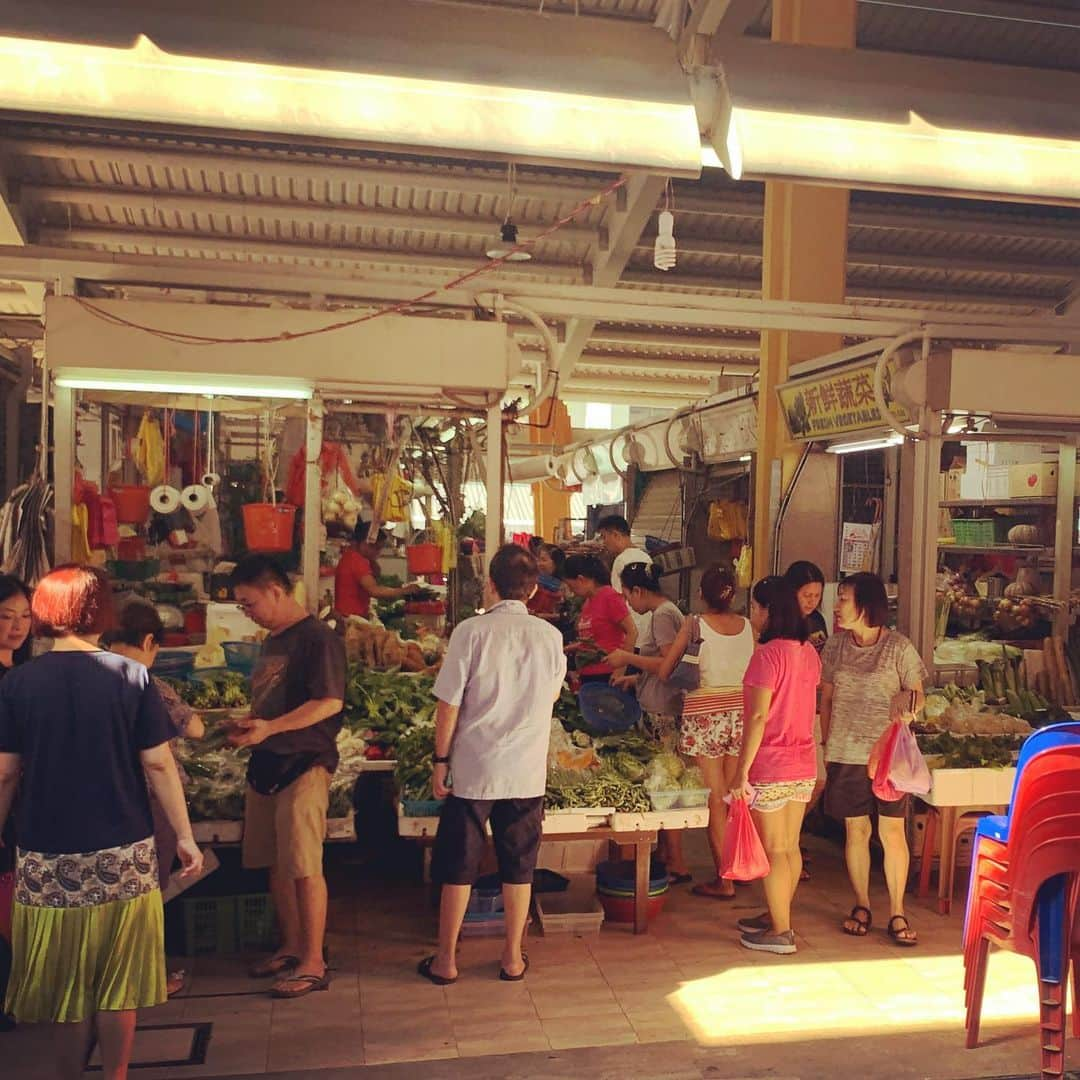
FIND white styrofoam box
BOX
[926,767,1016,807]
[985,464,1010,499]
[980,442,1049,467]
[959,460,988,501]
[206,601,262,644]
[538,840,608,874]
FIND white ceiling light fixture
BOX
[825,434,905,455]
[704,38,1080,203]
[486,164,532,262]
[0,29,703,175]
[53,367,314,400]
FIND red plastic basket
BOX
[242,503,296,552]
[406,543,441,575]
[110,485,151,524]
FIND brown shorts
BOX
[243,766,331,880]
[431,795,545,887]
[824,762,908,820]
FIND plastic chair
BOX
[963,748,1080,1077]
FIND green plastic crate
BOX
[182,896,237,955]
[951,518,997,546]
[236,893,276,951]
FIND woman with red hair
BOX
[0,565,202,1080]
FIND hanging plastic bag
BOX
[734,544,753,589]
[720,797,770,881]
[888,722,932,795]
[867,721,902,801]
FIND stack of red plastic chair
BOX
[963,734,1080,1078]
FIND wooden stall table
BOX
[916,766,1014,915]
[399,805,709,935]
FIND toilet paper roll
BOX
[181,484,210,514]
[150,485,181,514]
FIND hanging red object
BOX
[285,442,360,506]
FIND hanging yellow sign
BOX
[777,360,911,440]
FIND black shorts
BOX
[824,762,908,820]
[431,795,545,886]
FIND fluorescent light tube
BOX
[54,368,313,399]
[722,107,1080,202]
[0,33,703,174]
[825,434,904,455]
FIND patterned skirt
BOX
[5,837,166,1023]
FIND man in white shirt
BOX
[598,515,653,632]
[417,545,566,986]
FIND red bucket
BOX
[406,543,441,575]
[242,503,297,552]
[110,485,151,524]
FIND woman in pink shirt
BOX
[731,576,822,956]
[563,554,636,683]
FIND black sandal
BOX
[499,954,529,982]
[249,954,299,979]
[887,914,918,947]
[842,905,872,936]
[417,955,457,986]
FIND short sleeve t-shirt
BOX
[0,650,174,853]
[636,601,684,716]
[611,548,653,635]
[821,629,928,765]
[577,586,631,675]
[249,616,347,775]
[434,600,567,799]
[806,609,829,653]
[335,547,375,618]
[743,639,822,783]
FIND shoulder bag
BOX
[666,615,703,692]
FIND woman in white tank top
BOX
[660,565,755,899]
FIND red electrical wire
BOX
[73,176,629,346]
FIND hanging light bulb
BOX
[486,162,532,262]
[486,221,532,261]
[654,209,676,271]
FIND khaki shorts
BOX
[242,766,330,880]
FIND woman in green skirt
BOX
[0,565,203,1079]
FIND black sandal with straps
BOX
[887,914,918,947]
[842,905,872,936]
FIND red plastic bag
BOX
[889,722,932,795]
[720,798,770,881]
[868,721,902,801]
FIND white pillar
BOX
[53,383,75,564]
[302,395,324,612]
[484,404,504,569]
[898,432,942,673]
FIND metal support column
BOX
[485,404,504,568]
[1053,443,1077,639]
[302,396,325,612]
[53,383,75,564]
[898,432,942,673]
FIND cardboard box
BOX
[939,469,962,501]
[1009,462,1057,498]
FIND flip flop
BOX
[249,954,300,979]
[842,905,872,937]
[166,969,188,998]
[668,872,693,885]
[499,954,529,982]
[692,880,736,901]
[417,955,457,986]
[271,972,330,999]
[887,915,919,947]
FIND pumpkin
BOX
[1007,524,1041,545]
[1004,581,1035,599]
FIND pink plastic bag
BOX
[868,721,902,801]
[720,798,770,881]
[888,722,932,795]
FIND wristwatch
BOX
[433,754,451,765]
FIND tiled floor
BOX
[3,833,1076,1078]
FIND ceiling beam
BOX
[620,269,1060,312]
[2,137,607,205]
[37,227,588,284]
[859,1,1080,31]
[560,172,670,381]
[4,242,1078,341]
[573,353,755,377]
[0,315,42,339]
[25,184,599,245]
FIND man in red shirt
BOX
[334,524,420,618]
